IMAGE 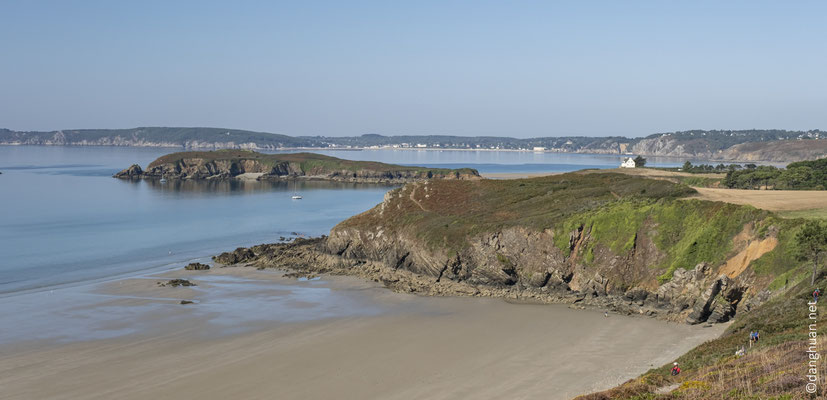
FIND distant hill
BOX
[2,127,825,162]
[0,127,323,149]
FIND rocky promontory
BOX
[114,150,480,183]
[214,172,800,325]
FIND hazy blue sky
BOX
[1,1,825,137]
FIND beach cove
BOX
[0,264,725,400]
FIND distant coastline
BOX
[2,127,826,163]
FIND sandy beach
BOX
[0,266,725,400]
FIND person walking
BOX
[749,331,755,348]
[815,288,821,303]
[671,362,681,376]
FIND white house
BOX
[620,157,636,168]
[533,146,546,152]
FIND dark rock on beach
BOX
[158,279,196,287]
[213,247,256,265]
[184,262,211,271]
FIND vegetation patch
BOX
[723,157,827,190]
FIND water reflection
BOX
[119,178,396,196]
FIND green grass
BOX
[777,207,827,220]
[654,201,768,282]
[676,175,721,187]
[549,198,771,282]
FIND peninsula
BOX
[114,150,480,183]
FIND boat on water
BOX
[159,178,168,183]
[290,180,302,199]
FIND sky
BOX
[1,1,826,138]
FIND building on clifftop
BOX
[620,157,636,168]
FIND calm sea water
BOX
[0,146,684,295]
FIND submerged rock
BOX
[180,300,195,305]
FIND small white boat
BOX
[159,178,168,183]
[290,180,302,199]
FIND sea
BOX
[0,146,687,295]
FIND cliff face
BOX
[714,139,827,162]
[630,136,708,158]
[218,173,797,325]
[114,150,481,183]
[630,135,827,162]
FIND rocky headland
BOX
[214,172,801,325]
[114,150,480,183]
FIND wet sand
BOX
[0,267,725,400]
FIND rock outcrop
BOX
[113,164,143,178]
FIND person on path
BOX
[815,288,821,303]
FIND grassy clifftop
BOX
[119,150,480,182]
[338,172,696,251]
[336,173,795,280]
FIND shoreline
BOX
[0,265,726,400]
[0,143,796,164]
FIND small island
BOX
[114,150,480,183]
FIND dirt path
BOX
[408,184,428,211]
